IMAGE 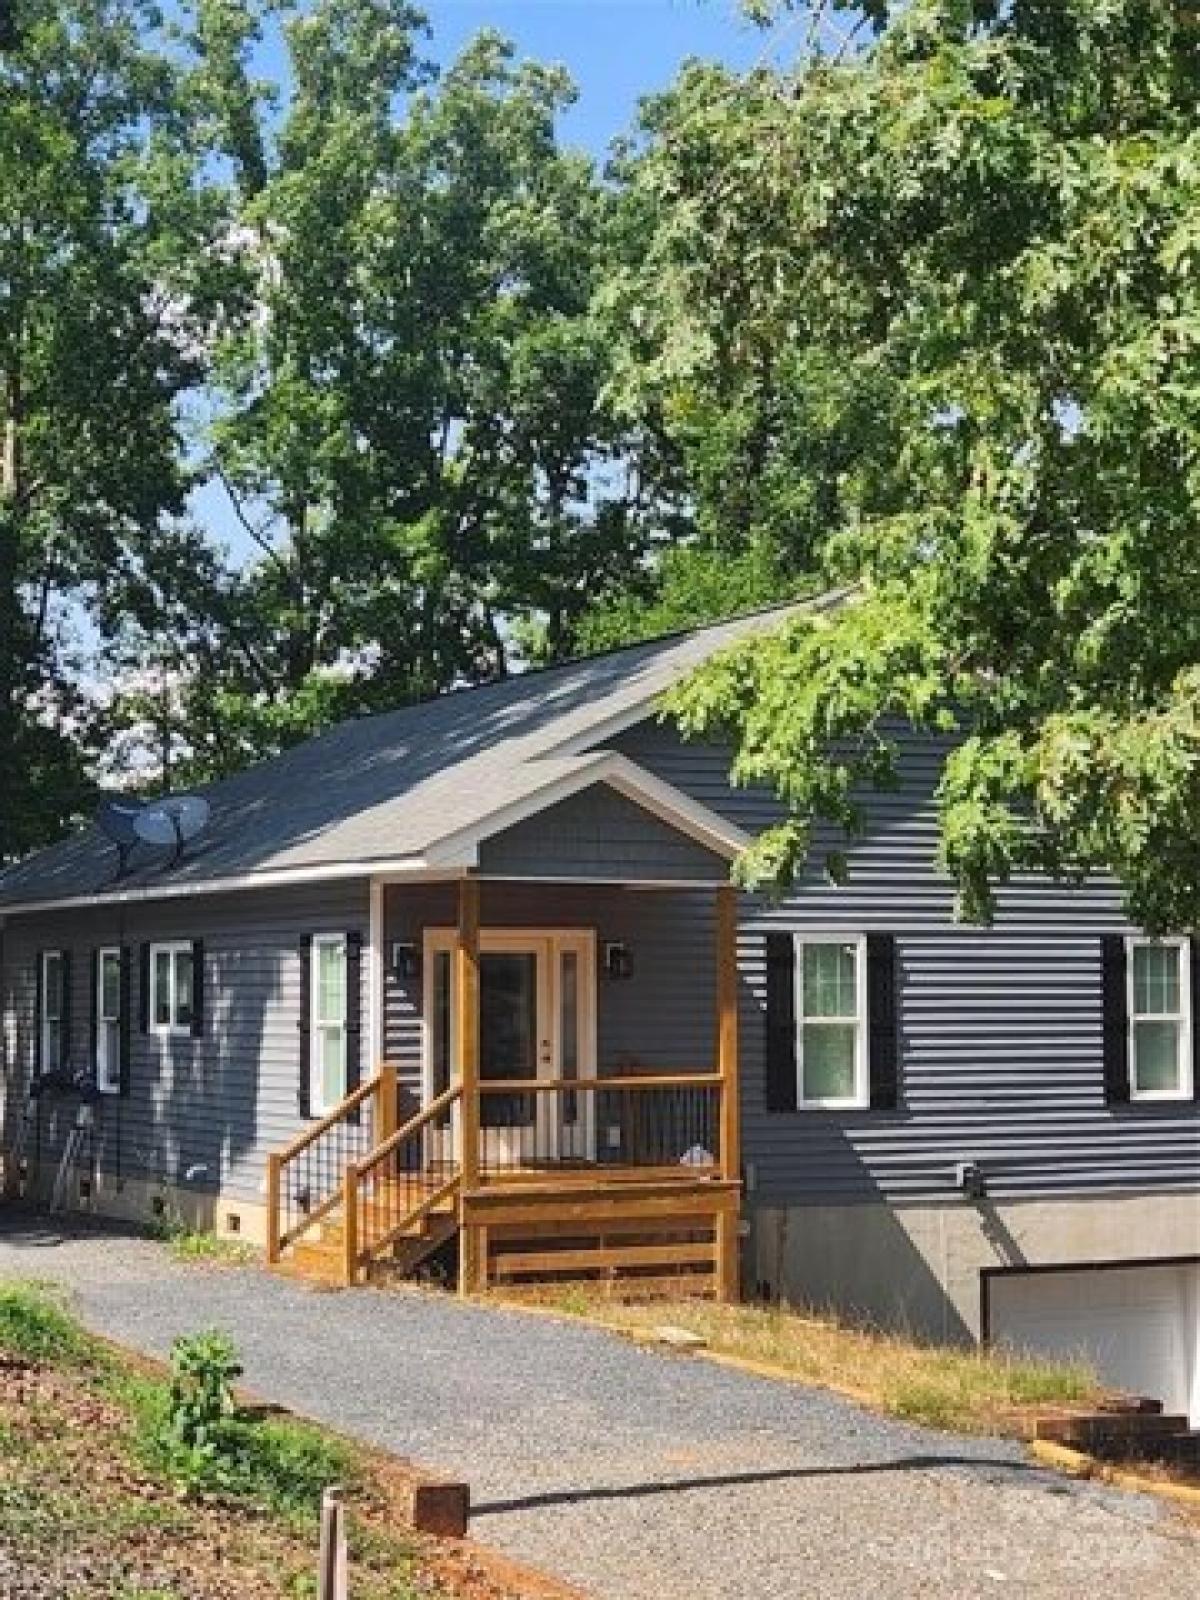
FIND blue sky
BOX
[415,1,770,155]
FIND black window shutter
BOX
[345,930,364,1122]
[867,933,900,1110]
[1190,939,1200,1104]
[297,934,313,1118]
[119,947,133,1097]
[1101,935,1130,1105]
[60,951,72,1074]
[764,933,797,1112]
[190,938,205,1039]
[139,942,151,1034]
[89,949,99,1081]
[33,951,44,1078]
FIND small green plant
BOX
[168,1229,256,1267]
[228,1414,355,1523]
[551,1286,591,1317]
[159,1328,243,1492]
[149,1209,256,1266]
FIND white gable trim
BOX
[423,751,750,868]
[543,698,667,760]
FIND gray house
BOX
[2,603,1198,1420]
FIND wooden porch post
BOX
[456,876,483,1295]
[266,1153,282,1265]
[715,883,741,1303]
[376,1064,398,1147]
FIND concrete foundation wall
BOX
[748,1191,1200,1344]
[1,1161,271,1250]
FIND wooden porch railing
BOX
[343,1083,463,1283]
[266,1066,397,1263]
[474,1072,725,1179]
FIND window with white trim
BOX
[96,947,122,1093]
[151,942,194,1035]
[1127,937,1193,1101]
[312,934,348,1114]
[795,935,868,1109]
[40,951,65,1073]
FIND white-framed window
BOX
[150,941,195,1036]
[1127,937,1193,1102]
[312,934,348,1114]
[96,947,123,1093]
[40,950,65,1074]
[795,934,869,1109]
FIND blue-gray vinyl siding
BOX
[0,882,369,1202]
[477,781,729,881]
[612,719,1200,1206]
[382,880,717,1116]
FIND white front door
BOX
[424,929,596,1168]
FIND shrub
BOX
[144,1329,349,1516]
[157,1328,243,1492]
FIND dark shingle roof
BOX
[0,600,826,911]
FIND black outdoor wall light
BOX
[391,941,422,981]
[603,941,633,980]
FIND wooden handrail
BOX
[354,1173,462,1266]
[356,1082,462,1178]
[274,1071,383,1166]
[477,1073,723,1094]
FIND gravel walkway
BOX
[1,1213,1197,1600]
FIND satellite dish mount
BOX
[96,794,211,878]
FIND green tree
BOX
[0,0,215,857]
[630,0,1200,927]
[117,5,649,779]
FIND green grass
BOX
[148,1213,257,1266]
[0,1282,98,1366]
[1,1283,437,1599]
[114,1370,354,1524]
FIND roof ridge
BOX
[329,591,815,733]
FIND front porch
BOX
[267,876,742,1298]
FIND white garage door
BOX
[990,1263,1200,1424]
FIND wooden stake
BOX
[317,1486,348,1600]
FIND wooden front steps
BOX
[274,1177,459,1287]
[273,1171,739,1297]
[463,1174,739,1297]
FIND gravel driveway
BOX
[1,1213,1197,1600]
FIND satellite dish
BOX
[133,794,212,863]
[97,797,148,877]
[159,795,211,843]
[132,806,179,848]
[97,792,211,877]
[97,798,146,849]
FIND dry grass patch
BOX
[511,1288,1101,1437]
